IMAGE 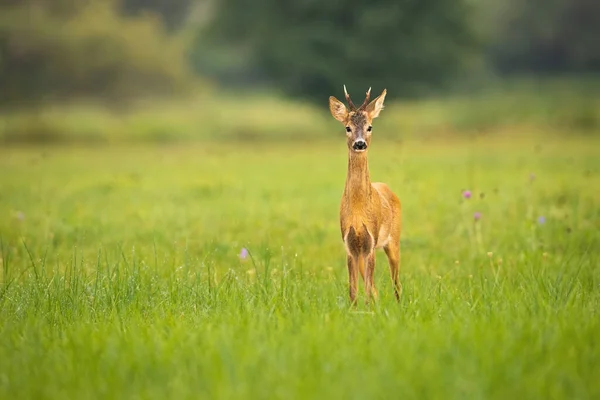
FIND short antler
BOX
[343,85,356,111]
[343,86,372,111]
[357,87,371,111]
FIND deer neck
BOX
[344,151,372,207]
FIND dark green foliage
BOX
[205,0,479,102]
[484,0,600,74]
[1,0,599,108]
[120,0,194,31]
[0,0,192,108]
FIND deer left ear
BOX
[366,89,387,119]
[329,96,348,123]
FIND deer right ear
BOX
[366,89,387,119]
[329,96,348,123]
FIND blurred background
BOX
[0,0,599,144]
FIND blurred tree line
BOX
[0,0,192,107]
[1,0,599,107]
[482,0,600,74]
[197,0,478,101]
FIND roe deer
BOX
[329,86,402,304]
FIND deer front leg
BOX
[358,255,366,282]
[347,255,359,305]
[364,251,378,302]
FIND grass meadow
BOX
[1,86,599,399]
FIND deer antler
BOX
[343,85,356,111]
[357,87,371,111]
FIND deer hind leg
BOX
[347,255,359,305]
[384,242,402,301]
[365,251,378,302]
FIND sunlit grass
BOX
[1,130,599,398]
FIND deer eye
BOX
[345,127,351,133]
[367,126,372,132]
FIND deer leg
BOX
[347,255,359,305]
[365,251,378,302]
[358,256,366,282]
[384,243,402,301]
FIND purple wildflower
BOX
[15,211,25,221]
[239,248,249,260]
[538,216,546,225]
[462,190,472,199]
[474,212,482,221]
[529,173,536,182]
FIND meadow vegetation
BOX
[1,87,599,398]
[2,78,600,145]
[2,0,599,396]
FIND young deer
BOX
[329,86,402,304]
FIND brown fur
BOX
[329,87,402,304]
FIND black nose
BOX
[353,140,367,150]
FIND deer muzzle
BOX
[352,139,367,151]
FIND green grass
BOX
[1,131,599,398]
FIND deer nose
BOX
[352,140,367,151]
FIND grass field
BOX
[1,113,600,397]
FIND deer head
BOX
[329,86,387,153]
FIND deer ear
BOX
[329,96,348,123]
[366,89,387,119]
